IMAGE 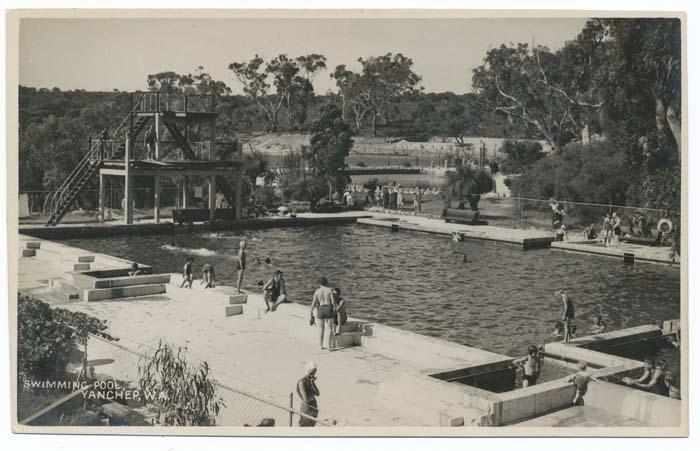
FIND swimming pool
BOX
[59,224,680,357]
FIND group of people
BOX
[509,288,681,405]
[178,256,217,289]
[372,184,440,212]
[309,276,348,350]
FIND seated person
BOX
[582,224,598,240]
[263,270,287,312]
[664,371,681,400]
[128,263,142,277]
[625,358,669,396]
[589,314,607,334]
[552,320,564,338]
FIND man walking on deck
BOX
[310,276,335,350]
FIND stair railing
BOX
[112,92,147,141]
[45,138,101,221]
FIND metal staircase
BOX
[45,141,102,226]
[163,120,238,209]
[110,116,151,160]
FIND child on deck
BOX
[590,314,607,334]
[180,257,194,288]
[568,363,600,406]
[332,287,347,336]
[201,263,216,289]
[128,263,142,277]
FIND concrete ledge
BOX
[26,241,42,249]
[78,255,96,263]
[586,381,681,427]
[83,283,166,302]
[22,249,36,257]
[74,263,91,271]
[564,325,662,352]
[225,305,244,317]
[93,274,171,289]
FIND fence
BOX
[502,196,674,238]
[19,333,336,427]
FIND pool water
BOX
[60,224,680,357]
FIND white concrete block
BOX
[26,241,41,249]
[22,249,36,257]
[227,294,248,305]
[225,305,244,317]
[74,263,91,271]
[78,255,95,262]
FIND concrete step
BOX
[25,241,42,250]
[74,263,91,271]
[22,249,36,257]
[225,304,244,317]
[78,255,95,263]
[83,283,166,302]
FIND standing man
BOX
[557,290,575,344]
[310,276,335,350]
[236,239,247,294]
[144,124,156,160]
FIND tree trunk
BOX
[666,103,682,150]
[654,96,667,133]
[372,114,378,137]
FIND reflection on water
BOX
[61,224,680,357]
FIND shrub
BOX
[138,340,224,426]
[17,295,118,380]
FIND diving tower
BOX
[45,92,243,226]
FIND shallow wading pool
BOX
[59,224,680,357]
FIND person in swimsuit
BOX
[664,371,681,400]
[557,290,575,343]
[180,257,194,288]
[590,314,607,334]
[612,212,623,248]
[513,345,541,388]
[631,358,669,396]
[236,239,247,294]
[568,362,599,406]
[310,276,335,350]
[296,362,320,427]
[128,263,142,277]
[331,287,347,336]
[263,270,287,312]
[603,213,613,247]
[623,357,654,387]
[201,263,215,289]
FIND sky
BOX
[19,17,589,94]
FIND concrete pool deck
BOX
[16,234,683,431]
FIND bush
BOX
[138,340,224,426]
[513,140,630,221]
[18,296,76,378]
[18,295,117,380]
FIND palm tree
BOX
[443,164,494,211]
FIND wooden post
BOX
[154,176,161,223]
[182,176,188,209]
[289,393,294,427]
[209,119,216,160]
[154,113,161,160]
[98,172,105,223]
[235,173,242,220]
[124,136,133,225]
[209,175,216,221]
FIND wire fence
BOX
[19,333,336,427]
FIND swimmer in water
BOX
[462,252,469,263]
